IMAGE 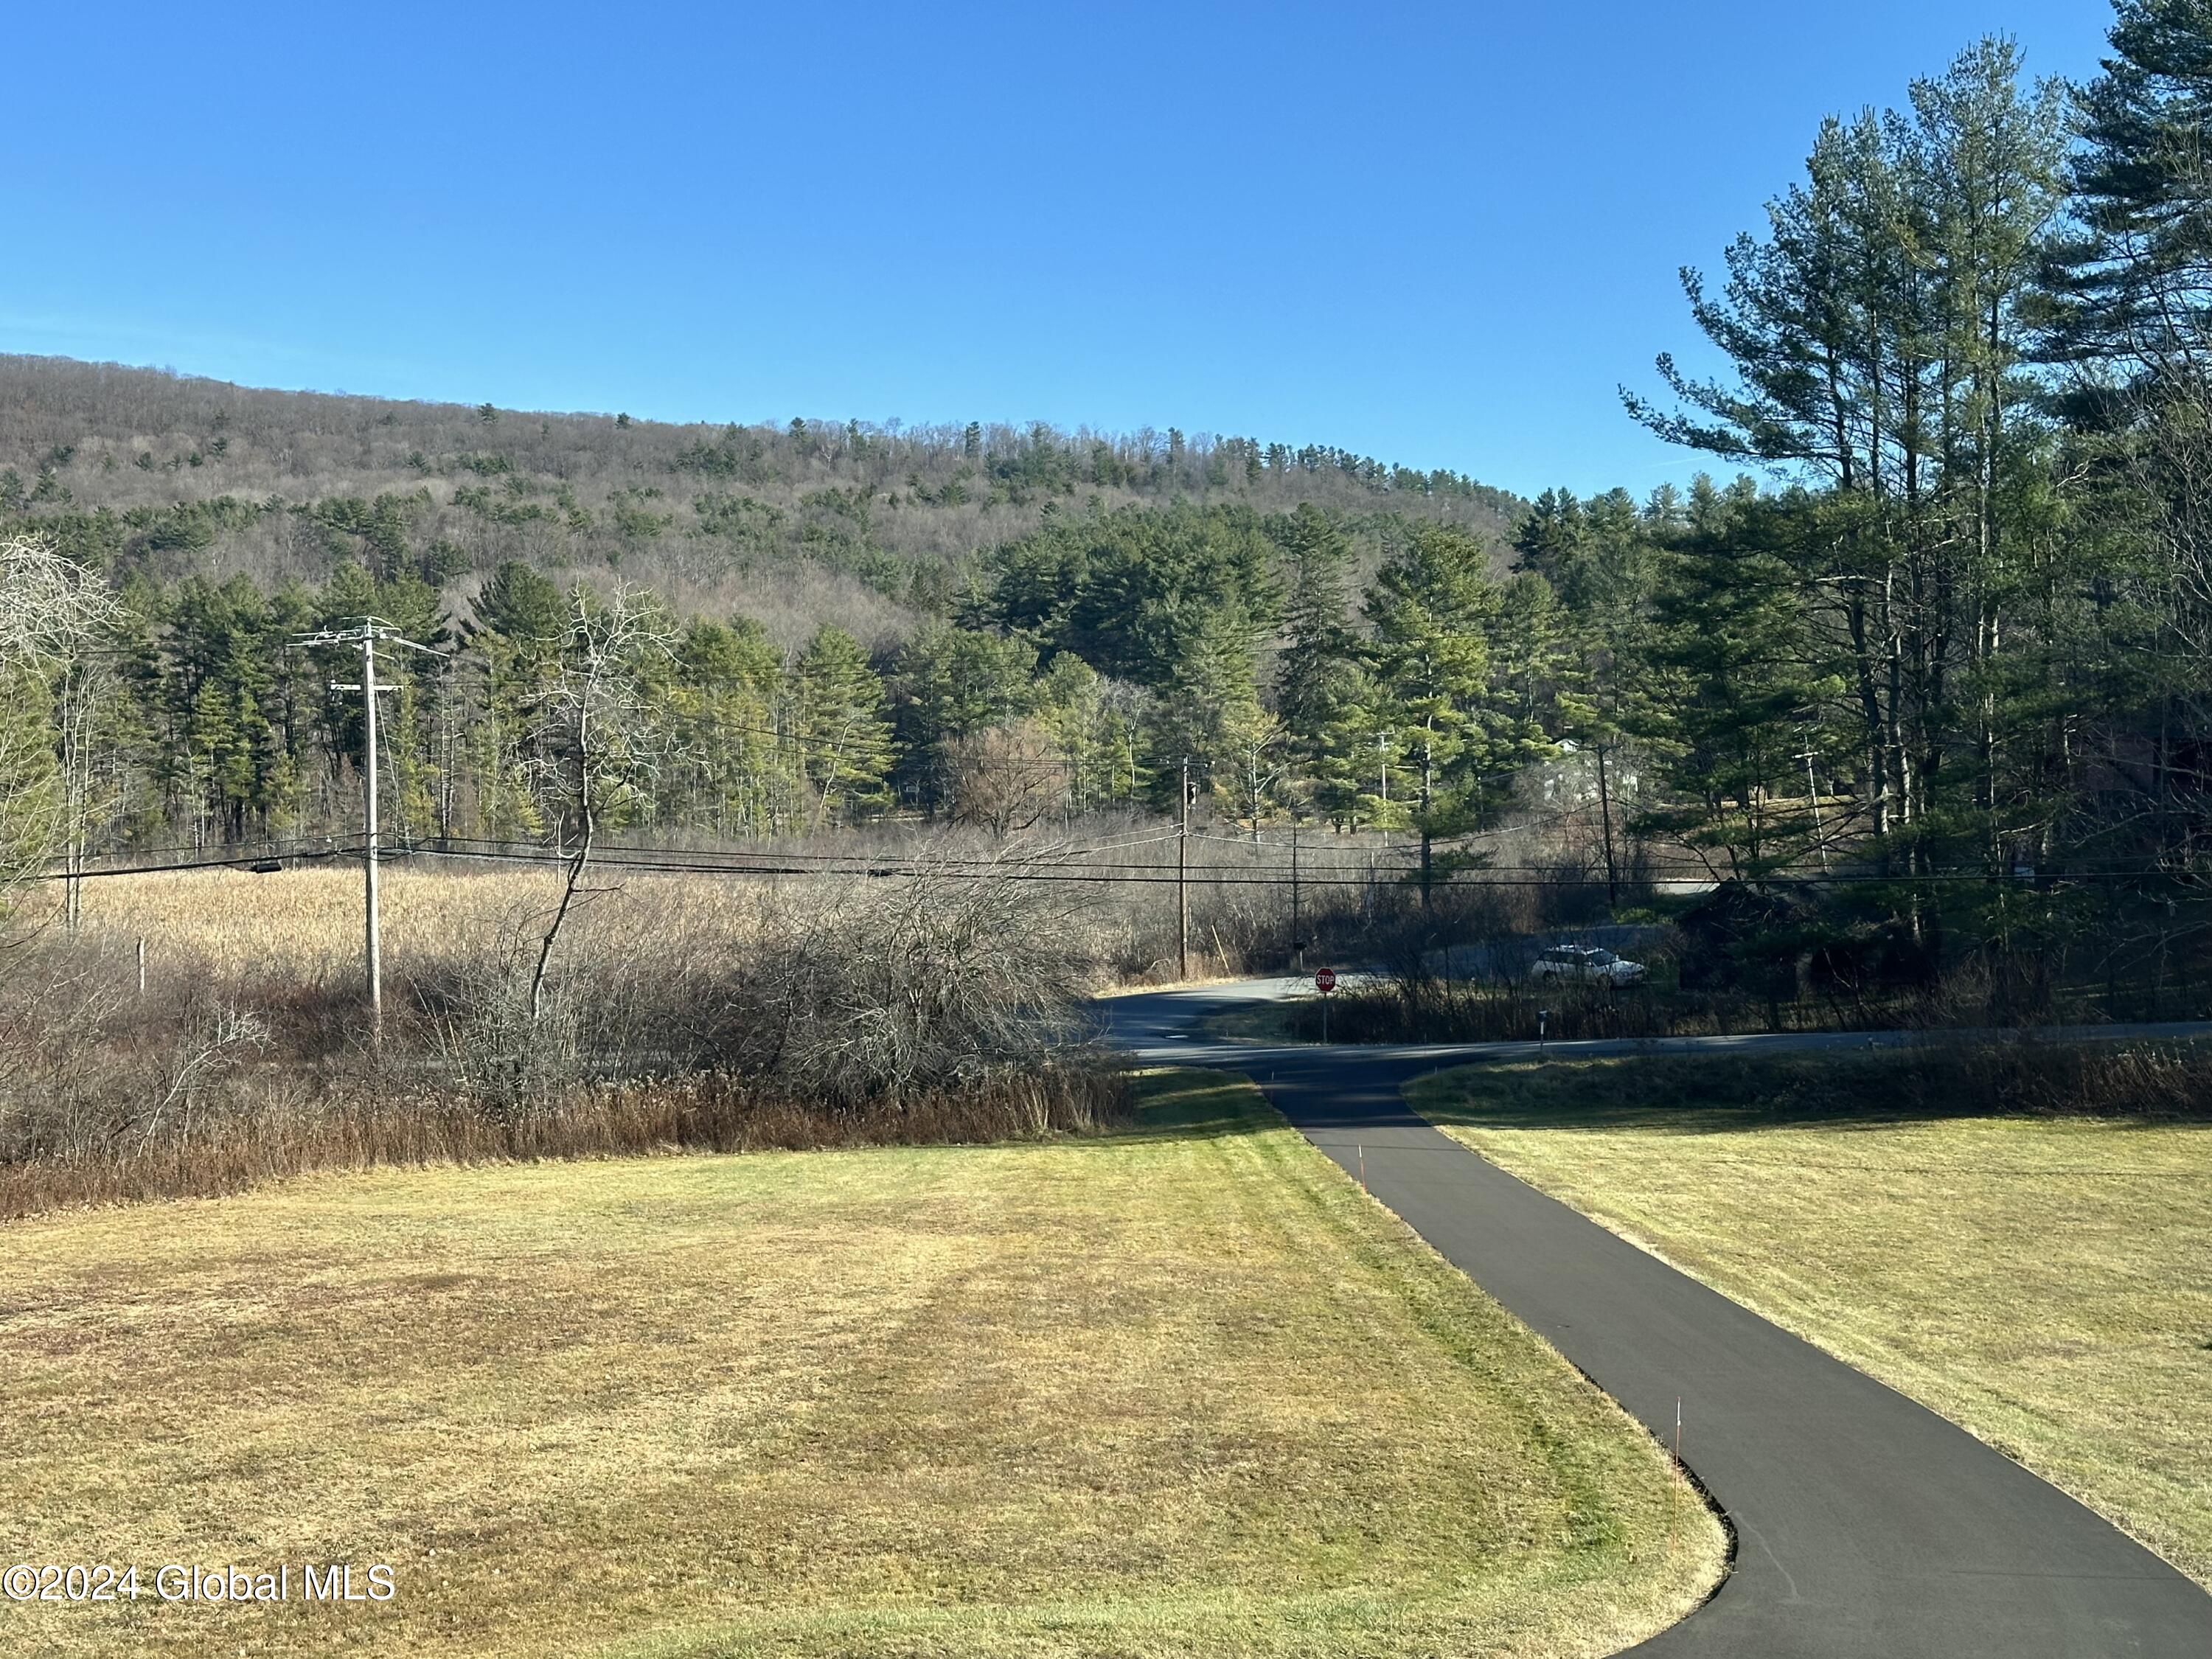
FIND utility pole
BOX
[1377,730,1391,848]
[362,629,382,1037]
[295,616,443,1048]
[1178,754,1191,982]
[1290,816,1303,972]
[1798,745,1831,872]
[1596,740,1619,908]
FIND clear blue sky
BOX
[5,1,2116,499]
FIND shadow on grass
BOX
[1103,1068,1284,1145]
[1416,1041,2212,1138]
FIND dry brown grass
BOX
[53,827,1545,999]
[66,865,726,986]
[1,1071,1720,1658]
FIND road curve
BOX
[1097,981,2212,1658]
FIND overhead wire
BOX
[44,839,2197,891]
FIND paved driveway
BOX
[1098,982,2212,1656]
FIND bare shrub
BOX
[414,856,1102,1105]
[741,862,1093,1102]
[138,1004,271,1146]
[1912,1036,2212,1120]
[1294,977,1708,1045]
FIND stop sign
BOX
[1315,967,1338,994]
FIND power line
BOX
[44,839,2210,891]
[27,846,366,880]
[48,841,2177,892]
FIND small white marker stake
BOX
[1358,1144,1366,1192]
[1668,1397,1683,1552]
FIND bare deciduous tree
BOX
[0,534,120,929]
[947,720,1068,837]
[524,582,676,1024]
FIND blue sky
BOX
[5,1,2115,499]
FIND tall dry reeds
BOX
[0,1066,1125,1221]
[1898,1036,2212,1120]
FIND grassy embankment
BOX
[1411,1045,2212,1585]
[3,1071,1721,1659]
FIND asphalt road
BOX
[1097,982,2212,1657]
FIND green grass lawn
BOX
[1411,1050,2212,1587]
[1,1071,1718,1659]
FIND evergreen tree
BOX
[889,622,1042,804]
[1142,599,1264,807]
[1363,524,1536,901]
[1632,486,1845,885]
[791,625,892,828]
[664,616,785,837]
[2048,0,2212,894]
[1512,489,1588,588]
[1271,504,1357,768]
[471,560,567,657]
[1630,36,2067,879]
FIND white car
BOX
[1530,945,1648,987]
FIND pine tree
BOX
[1633,487,1844,885]
[2048,0,2212,895]
[1365,524,1506,902]
[1272,504,1356,771]
[889,622,1043,805]
[1142,599,1264,809]
[665,616,785,836]
[792,626,893,828]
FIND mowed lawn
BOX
[1412,1052,2212,1587]
[2,1072,1719,1659]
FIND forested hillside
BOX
[0,353,1550,859]
[0,354,1523,647]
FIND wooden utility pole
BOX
[295,616,442,1049]
[1377,730,1391,847]
[1798,746,1831,872]
[361,630,383,1038]
[1178,755,1191,982]
[1596,741,1619,906]
[1290,817,1303,972]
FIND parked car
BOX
[1530,945,1648,987]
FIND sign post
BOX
[1315,966,1338,1044]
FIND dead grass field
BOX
[1,1071,1719,1659]
[66,864,695,983]
[1411,1050,2212,1587]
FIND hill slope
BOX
[0,354,1525,646]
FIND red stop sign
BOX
[1315,967,1338,994]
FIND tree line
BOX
[0,497,1559,859]
[1611,17,2210,1002]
